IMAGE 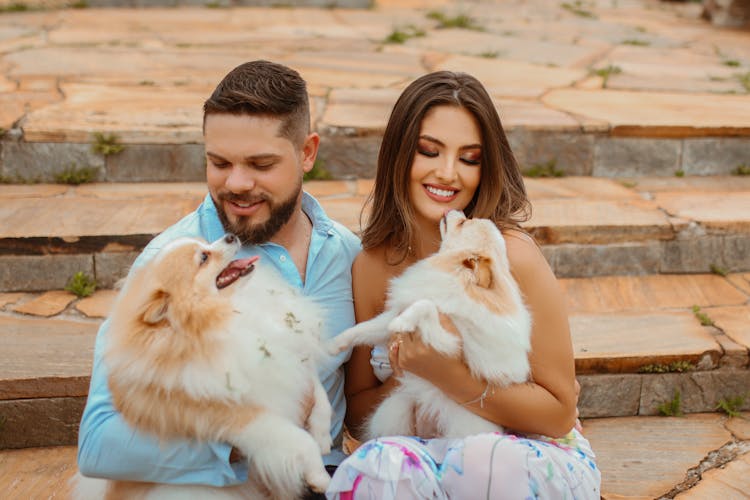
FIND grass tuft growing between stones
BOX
[55,164,97,185]
[621,39,650,46]
[732,164,750,176]
[303,158,333,182]
[426,10,483,31]
[70,0,88,8]
[674,168,685,177]
[523,159,565,178]
[710,264,728,277]
[0,2,29,13]
[658,389,684,417]
[638,361,695,374]
[691,305,714,327]
[384,25,425,44]
[715,395,746,417]
[92,132,125,156]
[560,1,597,19]
[738,72,750,92]
[65,271,97,298]
[591,64,621,88]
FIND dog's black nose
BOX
[224,234,236,244]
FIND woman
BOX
[326,71,600,499]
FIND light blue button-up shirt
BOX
[77,192,360,486]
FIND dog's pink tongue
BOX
[216,255,260,289]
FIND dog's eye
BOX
[199,252,209,265]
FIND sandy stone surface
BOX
[707,306,750,350]
[569,312,721,374]
[75,289,117,319]
[585,413,733,499]
[11,290,76,317]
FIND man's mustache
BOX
[217,192,268,205]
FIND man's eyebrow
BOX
[206,152,282,163]
[419,135,482,150]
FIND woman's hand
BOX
[387,313,463,381]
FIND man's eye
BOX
[199,252,209,265]
[210,160,230,169]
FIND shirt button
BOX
[279,255,287,262]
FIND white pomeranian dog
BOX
[74,234,332,499]
[329,210,531,440]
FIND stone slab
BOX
[435,55,585,98]
[584,414,732,500]
[11,290,75,317]
[0,254,94,292]
[726,412,750,440]
[543,89,750,137]
[0,315,97,400]
[507,131,595,176]
[639,370,750,416]
[560,274,749,314]
[593,136,682,177]
[75,289,117,319]
[104,143,205,182]
[21,82,207,144]
[661,234,750,274]
[578,373,642,418]
[653,191,750,233]
[0,293,24,309]
[0,397,86,449]
[682,138,750,176]
[0,446,77,498]
[0,141,105,184]
[728,273,750,296]
[570,313,722,374]
[543,241,663,278]
[708,306,750,351]
[676,452,750,499]
[528,198,673,244]
[93,251,139,289]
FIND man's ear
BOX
[463,256,493,289]
[300,132,321,174]
[141,290,170,325]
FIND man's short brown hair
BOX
[203,60,310,146]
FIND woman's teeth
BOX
[426,186,456,197]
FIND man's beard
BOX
[213,183,301,244]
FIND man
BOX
[77,60,360,491]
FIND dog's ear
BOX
[463,255,493,289]
[140,290,170,325]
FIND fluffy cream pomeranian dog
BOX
[75,234,332,499]
[329,210,531,440]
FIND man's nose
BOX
[225,167,256,193]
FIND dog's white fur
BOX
[329,211,531,440]
[75,235,332,499]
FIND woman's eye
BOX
[460,156,481,166]
[200,252,209,264]
[417,149,438,158]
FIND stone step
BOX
[1,176,749,291]
[1,272,748,448]
[1,2,749,181]
[1,413,748,499]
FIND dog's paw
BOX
[312,429,332,455]
[304,468,331,493]
[325,338,346,355]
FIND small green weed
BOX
[619,180,637,189]
[732,164,750,176]
[592,64,622,88]
[0,2,29,12]
[70,0,88,8]
[54,164,97,185]
[692,305,714,327]
[621,39,650,46]
[426,10,482,30]
[65,271,97,298]
[658,389,684,417]
[723,60,740,67]
[523,159,565,178]
[674,169,685,177]
[638,361,695,374]
[716,395,746,417]
[561,1,597,19]
[479,50,501,59]
[384,25,425,44]
[738,72,750,92]
[91,132,124,156]
[139,80,155,86]
[303,159,333,182]
[710,264,728,277]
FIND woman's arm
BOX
[392,233,578,438]
[343,250,401,439]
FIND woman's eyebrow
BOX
[419,135,481,150]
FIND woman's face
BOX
[408,105,482,226]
